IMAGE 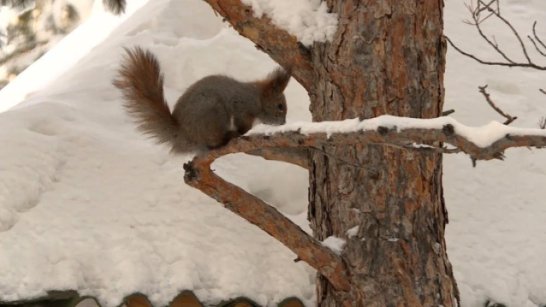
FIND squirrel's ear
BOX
[261,67,291,95]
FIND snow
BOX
[250,115,546,148]
[444,1,546,306]
[0,0,149,113]
[0,0,545,306]
[240,0,337,46]
[320,236,346,256]
[346,226,359,239]
[0,0,313,306]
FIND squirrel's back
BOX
[172,76,262,147]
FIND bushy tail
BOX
[113,47,179,146]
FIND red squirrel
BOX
[113,47,290,153]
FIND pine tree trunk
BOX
[307,1,459,305]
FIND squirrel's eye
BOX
[277,103,284,110]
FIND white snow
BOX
[249,115,546,148]
[346,226,359,239]
[444,1,546,306]
[240,0,337,46]
[0,0,149,113]
[0,0,545,307]
[320,236,346,256]
[0,0,313,306]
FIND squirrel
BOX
[113,46,291,153]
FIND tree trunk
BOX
[307,1,459,305]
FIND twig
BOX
[446,0,546,71]
[540,117,546,129]
[528,36,546,57]
[442,109,455,116]
[478,0,532,64]
[532,21,546,49]
[446,36,546,70]
[475,0,498,23]
[540,88,546,95]
[467,1,514,64]
[529,21,546,57]
[478,85,517,125]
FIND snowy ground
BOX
[0,0,545,306]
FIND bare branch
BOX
[528,36,546,57]
[477,0,532,64]
[540,88,546,95]
[442,109,455,116]
[540,117,546,129]
[447,0,546,70]
[247,147,309,169]
[446,36,546,70]
[478,85,517,125]
[248,147,363,169]
[529,21,546,57]
[475,0,498,23]
[467,1,514,64]
[532,21,546,50]
[202,0,315,91]
[183,156,350,291]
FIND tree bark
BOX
[202,0,459,305]
[308,1,458,306]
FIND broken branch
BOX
[478,85,517,125]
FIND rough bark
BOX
[202,0,459,306]
[309,1,458,306]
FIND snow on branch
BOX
[234,115,546,162]
[183,115,546,292]
[203,0,315,90]
[239,0,337,46]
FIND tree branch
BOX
[247,147,309,169]
[446,36,546,69]
[203,0,315,91]
[464,1,514,64]
[183,156,350,291]
[477,0,532,64]
[530,21,546,56]
[196,116,546,169]
[478,85,517,125]
[183,116,546,290]
[446,0,546,70]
